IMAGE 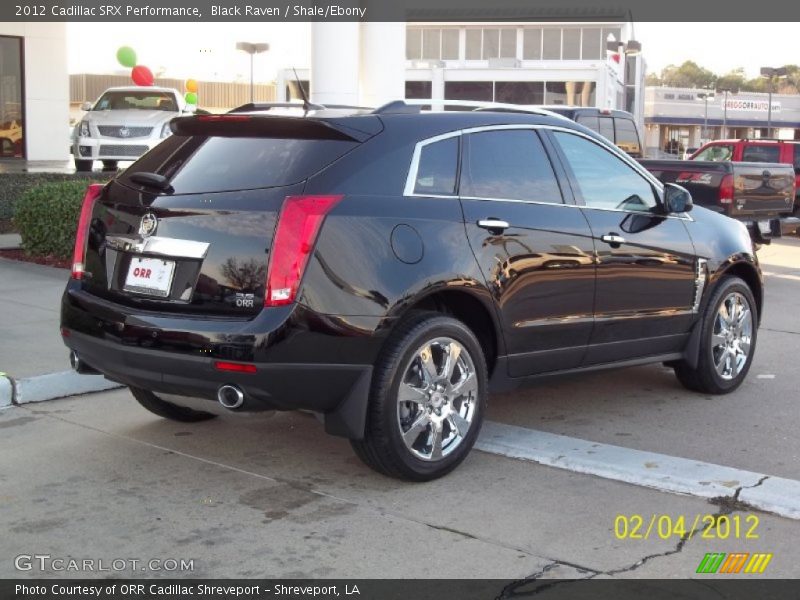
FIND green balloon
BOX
[116,46,137,68]
[184,92,197,105]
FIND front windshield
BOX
[93,91,177,111]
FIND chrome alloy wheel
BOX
[712,291,753,381]
[396,337,478,461]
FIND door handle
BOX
[601,233,626,245]
[477,219,510,232]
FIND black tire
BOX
[130,387,216,422]
[674,276,757,394]
[351,312,488,481]
[74,159,93,172]
[102,160,118,171]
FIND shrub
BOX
[13,180,105,259]
[0,171,114,221]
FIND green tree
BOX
[659,61,716,89]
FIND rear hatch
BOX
[79,114,379,316]
[728,162,795,218]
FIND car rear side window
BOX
[553,131,656,213]
[413,137,458,195]
[693,144,732,161]
[461,129,563,203]
[121,135,358,194]
[742,145,781,163]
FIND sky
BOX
[67,22,800,83]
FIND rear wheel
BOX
[130,387,216,422]
[674,277,757,394]
[74,159,92,172]
[351,313,487,481]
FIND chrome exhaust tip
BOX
[70,351,99,375]
[217,384,245,410]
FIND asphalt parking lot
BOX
[2,238,800,581]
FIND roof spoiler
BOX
[170,114,366,142]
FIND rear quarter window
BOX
[120,135,358,194]
[412,137,458,195]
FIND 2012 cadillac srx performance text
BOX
[61,101,763,481]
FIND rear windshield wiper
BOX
[129,172,173,192]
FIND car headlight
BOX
[160,122,172,138]
[79,120,90,137]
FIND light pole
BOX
[716,86,738,139]
[236,42,270,103]
[760,66,787,138]
[697,91,715,142]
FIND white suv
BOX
[72,86,189,171]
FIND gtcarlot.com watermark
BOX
[15,554,194,573]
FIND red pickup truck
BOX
[690,139,800,214]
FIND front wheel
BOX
[351,313,488,481]
[674,277,757,394]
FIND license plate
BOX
[757,220,773,235]
[123,257,175,297]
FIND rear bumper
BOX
[61,284,389,439]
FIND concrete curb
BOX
[477,421,800,521]
[14,370,122,405]
[0,375,12,408]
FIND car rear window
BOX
[742,145,781,163]
[614,118,641,153]
[120,135,358,194]
[576,115,599,133]
[598,117,614,142]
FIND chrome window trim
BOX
[106,235,210,259]
[402,123,694,221]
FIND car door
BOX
[458,127,596,377]
[547,129,698,365]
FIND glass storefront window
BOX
[0,36,23,158]
[562,29,581,60]
[495,82,545,104]
[545,81,596,106]
[523,28,542,59]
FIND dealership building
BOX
[279,21,645,126]
[3,20,644,163]
[644,86,800,157]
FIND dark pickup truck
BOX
[639,159,795,243]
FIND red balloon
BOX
[131,65,154,86]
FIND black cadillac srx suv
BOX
[61,101,762,481]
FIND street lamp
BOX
[760,66,787,138]
[716,86,738,139]
[236,41,270,103]
[696,91,715,142]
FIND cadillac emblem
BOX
[139,213,158,237]
[118,126,130,138]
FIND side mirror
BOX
[81,101,93,111]
[663,183,693,214]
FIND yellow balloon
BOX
[185,79,198,93]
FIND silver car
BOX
[72,86,190,171]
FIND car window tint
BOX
[598,117,614,142]
[553,131,656,212]
[461,129,563,203]
[742,145,780,163]
[413,137,458,195]
[693,144,732,161]
[576,115,599,133]
[614,118,641,154]
[793,146,800,170]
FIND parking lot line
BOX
[477,421,800,519]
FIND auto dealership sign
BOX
[724,98,781,113]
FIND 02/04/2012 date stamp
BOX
[614,514,760,541]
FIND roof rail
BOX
[372,99,568,120]
[229,102,373,114]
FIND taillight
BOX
[719,174,734,205]
[71,184,104,280]
[265,194,343,307]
